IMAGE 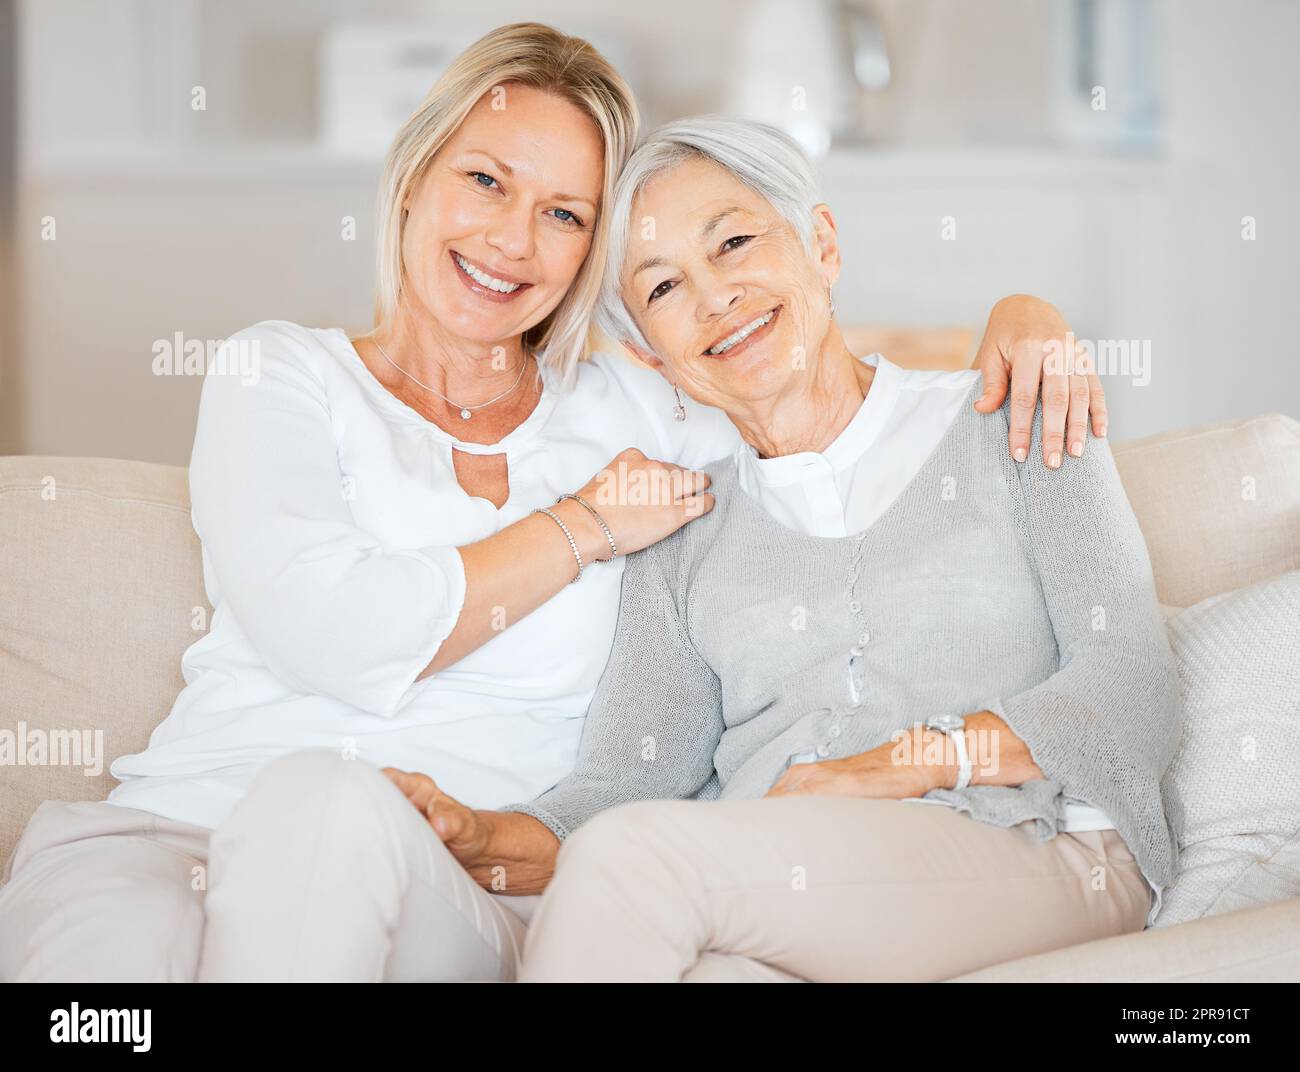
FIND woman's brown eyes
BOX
[647,237,752,303]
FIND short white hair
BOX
[596,115,820,353]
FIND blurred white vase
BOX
[722,0,890,157]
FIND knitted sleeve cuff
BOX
[496,801,571,842]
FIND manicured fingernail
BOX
[1013,447,1027,463]
[1069,441,1083,457]
[1049,452,1062,469]
[1097,422,1108,437]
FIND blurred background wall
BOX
[3,0,1297,465]
[0,1,15,456]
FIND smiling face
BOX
[621,155,839,410]
[400,84,605,348]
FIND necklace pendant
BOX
[459,408,472,420]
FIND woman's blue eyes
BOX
[468,172,584,227]
[648,235,753,303]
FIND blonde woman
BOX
[0,23,1103,983]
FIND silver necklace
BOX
[373,340,530,420]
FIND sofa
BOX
[2,412,1299,982]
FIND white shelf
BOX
[819,142,1168,188]
[24,142,386,187]
[25,140,1168,190]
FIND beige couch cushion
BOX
[1112,413,1300,608]
[0,456,210,868]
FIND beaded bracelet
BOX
[532,507,584,584]
[556,493,618,561]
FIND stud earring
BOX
[672,384,687,422]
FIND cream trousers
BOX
[0,750,536,982]
[517,796,1152,982]
[0,751,1150,982]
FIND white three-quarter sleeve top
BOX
[108,320,740,829]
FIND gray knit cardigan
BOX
[503,391,1182,899]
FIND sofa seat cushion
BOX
[948,896,1300,982]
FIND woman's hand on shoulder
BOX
[564,448,714,559]
[972,294,1107,468]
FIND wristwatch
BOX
[923,712,972,790]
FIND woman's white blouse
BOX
[735,352,1115,833]
[108,321,740,829]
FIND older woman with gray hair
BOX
[479,116,1179,982]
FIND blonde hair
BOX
[372,22,639,385]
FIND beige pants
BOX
[517,796,1153,982]
[0,750,537,982]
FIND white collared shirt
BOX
[736,353,1114,833]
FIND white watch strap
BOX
[949,724,972,790]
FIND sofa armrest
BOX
[947,898,1300,982]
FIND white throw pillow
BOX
[1153,570,1300,927]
